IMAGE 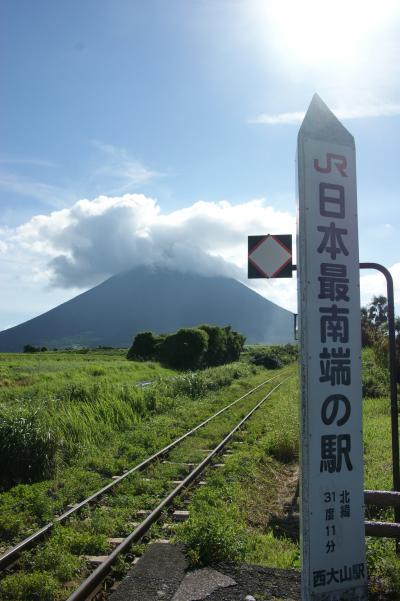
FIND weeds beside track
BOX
[0,370,293,601]
[67,376,291,601]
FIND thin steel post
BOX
[360,263,400,535]
[294,262,399,507]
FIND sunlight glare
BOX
[256,0,400,69]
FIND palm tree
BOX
[368,295,388,328]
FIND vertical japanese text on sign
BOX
[297,95,367,601]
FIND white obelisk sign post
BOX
[297,95,367,601]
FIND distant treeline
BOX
[245,344,298,369]
[127,325,245,370]
[23,344,48,353]
[23,345,117,353]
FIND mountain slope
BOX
[0,267,294,351]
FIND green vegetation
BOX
[362,347,388,399]
[176,376,300,569]
[357,299,400,594]
[23,344,48,353]
[0,351,261,541]
[0,354,253,490]
[0,337,398,599]
[361,295,400,383]
[126,332,163,361]
[0,348,289,600]
[0,572,60,601]
[178,481,248,566]
[127,324,246,369]
[158,327,209,369]
[244,344,298,369]
[177,337,400,597]
[361,347,400,597]
[0,349,175,405]
[0,408,58,486]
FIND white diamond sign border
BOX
[248,234,292,278]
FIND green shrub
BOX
[127,331,159,361]
[63,382,98,403]
[177,504,247,565]
[22,541,81,582]
[166,363,252,399]
[362,373,388,399]
[373,334,400,385]
[266,431,298,463]
[0,409,58,487]
[67,530,108,555]
[197,324,245,365]
[23,344,39,353]
[198,324,228,366]
[172,371,209,399]
[159,328,209,370]
[248,344,298,370]
[0,571,59,601]
[251,353,283,369]
[263,395,299,463]
[224,326,246,363]
[367,538,400,595]
[127,325,246,369]
[89,367,106,377]
[362,348,388,398]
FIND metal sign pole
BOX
[360,263,400,530]
[295,261,399,526]
[297,95,367,601]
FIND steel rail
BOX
[0,370,290,571]
[66,375,291,601]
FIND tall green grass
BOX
[176,375,300,569]
[0,409,57,486]
[0,351,175,405]
[0,361,254,488]
[244,344,298,370]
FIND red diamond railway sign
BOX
[248,234,292,278]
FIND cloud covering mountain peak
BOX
[9,193,295,288]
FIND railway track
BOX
[0,371,293,601]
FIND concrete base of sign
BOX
[109,543,188,601]
[172,568,237,600]
[109,542,301,600]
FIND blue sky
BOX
[1,0,400,330]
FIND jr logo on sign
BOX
[314,153,348,177]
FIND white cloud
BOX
[3,194,295,303]
[360,263,400,310]
[245,276,297,314]
[250,103,400,125]
[0,145,160,215]
[0,157,57,168]
[0,172,74,209]
[250,111,305,125]
[90,141,162,194]
[4,192,397,319]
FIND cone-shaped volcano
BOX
[0,267,294,351]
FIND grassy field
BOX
[176,347,400,598]
[0,347,398,599]
[0,349,175,404]
[176,375,300,569]
[0,352,261,533]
